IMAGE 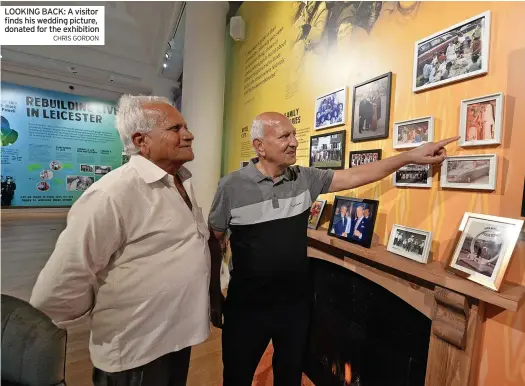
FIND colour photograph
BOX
[36,181,50,192]
[349,149,382,168]
[393,117,434,149]
[309,131,346,170]
[460,92,503,147]
[307,199,327,230]
[387,225,432,264]
[314,88,347,131]
[351,72,392,142]
[441,154,497,190]
[393,164,432,188]
[413,11,490,92]
[39,170,53,181]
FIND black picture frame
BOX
[349,149,382,168]
[351,72,392,143]
[521,178,525,217]
[327,196,379,249]
[309,130,346,170]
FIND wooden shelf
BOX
[308,228,525,312]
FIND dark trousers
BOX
[92,348,191,386]
[222,299,310,386]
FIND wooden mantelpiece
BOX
[307,228,525,386]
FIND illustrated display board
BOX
[1,82,121,207]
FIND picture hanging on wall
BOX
[328,196,379,249]
[448,212,523,291]
[314,87,347,131]
[393,116,434,149]
[240,161,250,168]
[413,11,491,92]
[387,224,432,264]
[309,130,346,170]
[459,92,503,147]
[349,149,382,168]
[393,164,432,188]
[307,199,327,230]
[351,72,392,143]
[440,154,497,191]
[522,178,525,217]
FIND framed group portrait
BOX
[413,11,491,92]
[307,199,327,230]
[393,116,434,149]
[328,196,379,249]
[393,164,432,188]
[351,72,392,143]
[440,154,497,191]
[459,92,504,147]
[309,130,346,170]
[387,225,432,264]
[448,212,523,291]
[314,87,347,131]
[349,149,382,168]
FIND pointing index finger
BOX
[435,136,460,148]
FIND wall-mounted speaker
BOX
[230,16,245,42]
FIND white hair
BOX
[116,95,172,155]
[250,119,266,142]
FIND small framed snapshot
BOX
[459,92,503,147]
[309,130,346,170]
[393,116,434,149]
[393,164,432,188]
[314,87,347,131]
[308,199,327,230]
[441,154,497,191]
[387,225,432,264]
[351,72,392,143]
[448,212,524,291]
[328,196,379,248]
[349,149,382,168]
[413,11,491,92]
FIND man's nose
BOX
[289,134,298,147]
[182,128,194,141]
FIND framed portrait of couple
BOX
[328,196,379,248]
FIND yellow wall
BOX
[222,2,525,384]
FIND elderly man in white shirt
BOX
[30,95,211,386]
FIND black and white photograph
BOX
[309,130,346,170]
[349,149,382,168]
[66,176,95,192]
[314,87,347,130]
[449,213,523,290]
[413,11,490,92]
[351,72,392,142]
[95,165,112,175]
[80,164,94,173]
[393,116,434,149]
[327,196,379,248]
[387,225,432,263]
[440,154,497,191]
[393,164,432,188]
[459,92,504,147]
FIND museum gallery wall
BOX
[221,2,525,385]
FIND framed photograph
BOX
[349,149,382,168]
[393,116,434,149]
[314,87,347,131]
[387,225,432,264]
[522,178,525,217]
[448,212,524,291]
[351,72,392,142]
[328,196,379,248]
[440,154,497,191]
[240,161,250,168]
[393,164,432,188]
[459,92,503,147]
[308,199,327,230]
[413,11,491,92]
[309,130,346,170]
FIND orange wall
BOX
[222,2,525,384]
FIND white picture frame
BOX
[307,199,327,230]
[387,224,432,264]
[412,11,491,93]
[459,92,504,147]
[393,116,434,149]
[314,87,347,131]
[393,164,432,188]
[440,154,497,191]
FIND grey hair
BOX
[116,94,172,155]
[250,119,266,142]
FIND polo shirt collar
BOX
[247,157,292,183]
[129,155,192,184]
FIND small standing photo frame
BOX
[314,87,347,131]
[448,212,524,291]
[393,116,434,149]
[459,92,504,147]
[387,225,432,264]
[440,154,497,191]
[307,199,327,230]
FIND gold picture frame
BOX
[448,212,524,291]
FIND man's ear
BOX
[131,132,147,155]
[253,138,264,157]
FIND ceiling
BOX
[1,1,185,98]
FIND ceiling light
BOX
[163,63,167,68]
[165,53,169,59]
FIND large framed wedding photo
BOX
[309,130,346,170]
[393,116,434,149]
[387,225,432,264]
[441,154,497,191]
[413,11,491,93]
[351,72,392,142]
[307,199,327,230]
[448,212,524,291]
[459,92,503,147]
[314,87,347,131]
[328,196,379,249]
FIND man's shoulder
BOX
[218,167,252,189]
[86,164,141,201]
